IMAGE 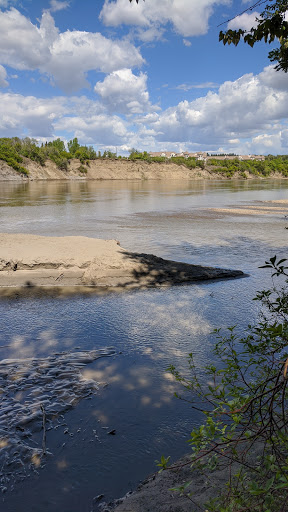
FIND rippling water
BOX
[0,179,287,512]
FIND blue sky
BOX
[0,0,287,155]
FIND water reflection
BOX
[0,180,288,511]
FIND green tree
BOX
[67,137,81,156]
[219,0,288,72]
[47,138,66,152]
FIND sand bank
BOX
[0,233,243,296]
[1,157,287,181]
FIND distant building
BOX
[149,151,265,162]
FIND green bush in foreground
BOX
[162,256,288,511]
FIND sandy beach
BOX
[0,233,243,296]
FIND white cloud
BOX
[228,11,261,30]
[258,64,288,91]
[0,91,129,145]
[94,68,158,114]
[175,82,219,91]
[0,64,8,87]
[55,114,128,144]
[183,39,191,47]
[141,66,288,153]
[0,9,144,92]
[0,63,287,155]
[136,25,165,42]
[49,0,70,12]
[100,0,231,38]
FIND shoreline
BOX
[0,233,244,296]
[98,454,230,512]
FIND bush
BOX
[164,256,288,511]
[0,140,29,175]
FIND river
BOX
[0,179,287,512]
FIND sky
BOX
[0,0,288,155]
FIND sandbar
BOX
[0,233,244,296]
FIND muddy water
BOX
[0,179,287,512]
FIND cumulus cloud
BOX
[94,68,158,114]
[227,11,261,30]
[258,64,288,91]
[0,63,288,154]
[0,91,129,144]
[0,8,144,92]
[0,64,8,87]
[55,114,128,145]
[141,65,288,152]
[100,0,230,38]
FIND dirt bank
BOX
[0,158,282,181]
[0,233,244,296]
[98,455,230,512]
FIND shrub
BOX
[163,256,288,511]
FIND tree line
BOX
[1,137,288,177]
[0,137,117,175]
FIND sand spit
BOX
[209,199,288,217]
[0,233,244,296]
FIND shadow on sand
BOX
[0,250,246,299]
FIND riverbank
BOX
[0,233,244,296]
[0,157,286,181]
[98,454,231,512]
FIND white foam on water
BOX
[0,348,115,492]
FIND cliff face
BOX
[1,157,286,181]
[0,157,234,181]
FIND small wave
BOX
[0,348,115,492]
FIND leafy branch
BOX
[219,0,288,72]
[161,258,288,511]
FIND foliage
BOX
[1,136,288,178]
[163,257,288,511]
[126,151,288,176]
[67,137,81,156]
[0,137,100,172]
[0,138,29,175]
[219,0,288,72]
[208,156,288,177]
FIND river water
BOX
[0,179,287,512]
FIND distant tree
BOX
[68,137,81,156]
[48,138,66,152]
